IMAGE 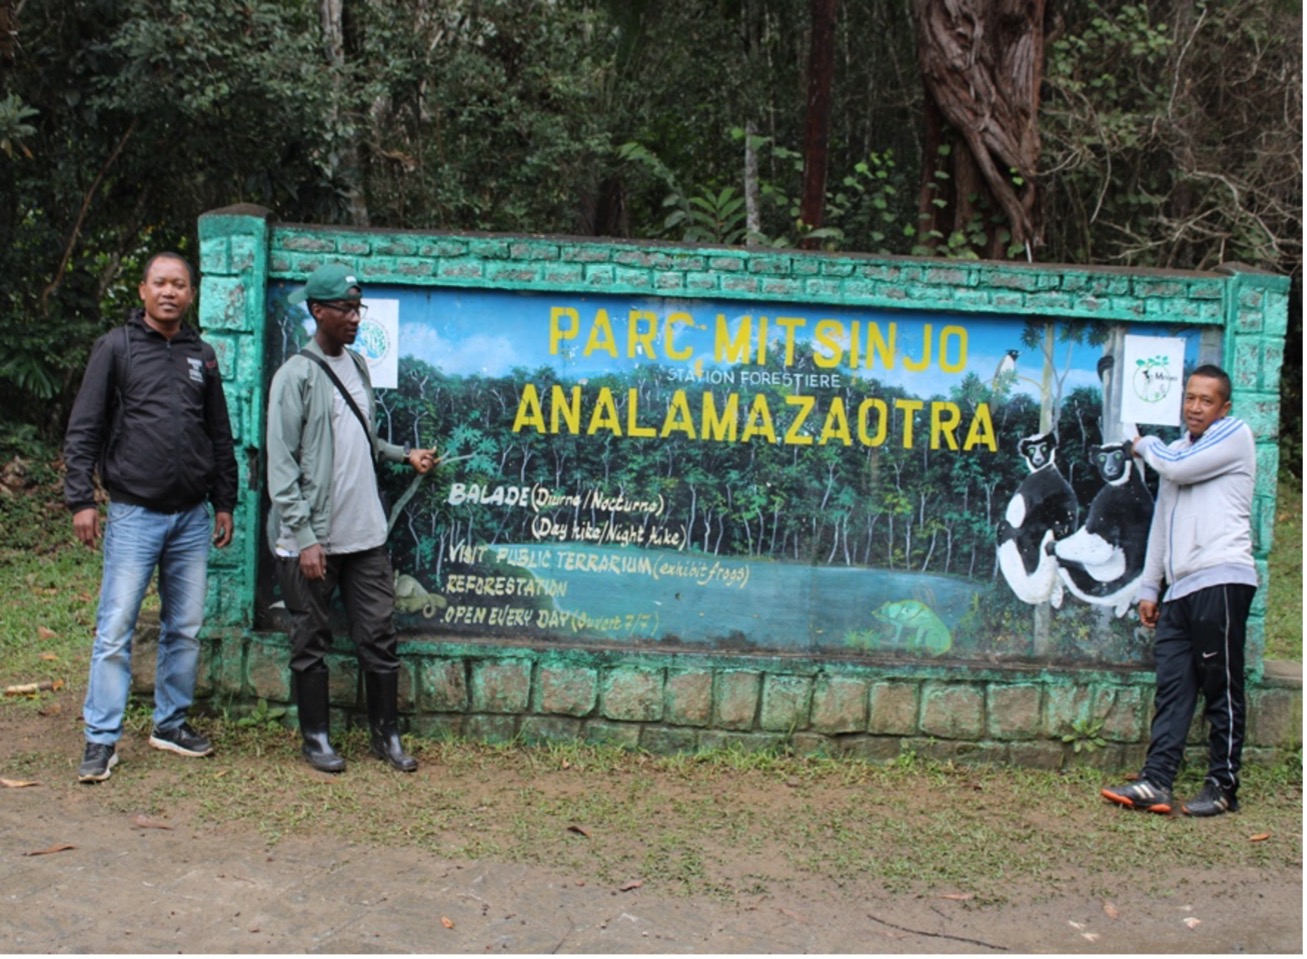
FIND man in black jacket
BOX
[64,252,238,783]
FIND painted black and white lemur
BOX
[997,430,1078,607]
[1053,441,1154,617]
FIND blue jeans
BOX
[83,502,212,744]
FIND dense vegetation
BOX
[0,0,1299,472]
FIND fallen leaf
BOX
[940,892,974,901]
[1249,832,1271,842]
[777,906,809,923]
[566,824,591,838]
[440,917,455,929]
[38,703,62,717]
[132,814,173,830]
[1183,917,1202,930]
[560,759,571,770]
[0,778,39,788]
[1082,932,1100,942]
[1067,920,1086,930]
[39,652,58,661]
[619,879,643,892]
[1103,901,1120,919]
[24,843,74,857]
[37,627,56,640]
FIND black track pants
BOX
[1142,583,1256,796]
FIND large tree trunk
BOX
[798,0,838,247]
[321,0,370,226]
[913,0,1047,259]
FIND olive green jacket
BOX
[265,340,407,553]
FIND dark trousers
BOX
[277,546,399,675]
[1142,583,1255,796]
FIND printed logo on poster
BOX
[358,298,400,388]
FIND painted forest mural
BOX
[263,283,1213,667]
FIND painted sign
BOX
[264,286,1213,666]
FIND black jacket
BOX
[64,310,238,515]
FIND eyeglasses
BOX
[318,301,367,318]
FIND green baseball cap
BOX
[288,262,362,304]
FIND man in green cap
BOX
[266,262,437,774]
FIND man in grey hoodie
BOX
[1100,364,1257,817]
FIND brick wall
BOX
[189,208,1296,767]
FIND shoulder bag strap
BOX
[297,350,373,446]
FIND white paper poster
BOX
[1121,334,1185,427]
[358,298,400,389]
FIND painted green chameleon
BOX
[872,599,952,656]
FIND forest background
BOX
[0,0,1299,477]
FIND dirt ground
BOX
[1,702,1302,955]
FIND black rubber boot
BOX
[364,671,417,772]
[294,667,345,773]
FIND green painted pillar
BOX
[197,205,272,629]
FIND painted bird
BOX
[991,349,1020,391]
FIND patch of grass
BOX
[1265,474,1303,661]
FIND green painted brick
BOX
[919,683,984,739]
[419,659,468,712]
[986,683,1043,740]
[562,246,609,263]
[281,235,336,252]
[439,262,484,280]
[714,671,761,729]
[697,730,784,753]
[614,250,674,269]
[197,634,244,696]
[464,713,519,743]
[869,681,919,735]
[923,267,970,286]
[708,255,745,272]
[602,667,664,722]
[840,735,906,762]
[519,715,583,744]
[748,256,791,274]
[802,278,841,298]
[337,238,372,255]
[421,240,468,257]
[810,677,869,733]
[471,660,532,713]
[583,719,640,748]
[664,670,713,726]
[375,238,419,256]
[722,275,761,294]
[542,264,586,285]
[200,236,231,275]
[537,665,597,716]
[614,267,653,289]
[789,732,834,756]
[391,257,438,278]
[202,279,248,330]
[1247,687,1302,748]
[1042,683,1094,738]
[584,264,616,285]
[1100,685,1147,742]
[839,279,876,300]
[686,272,718,291]
[510,241,560,260]
[640,725,699,754]
[1006,740,1065,770]
[759,675,813,732]
[411,714,464,740]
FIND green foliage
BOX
[0,93,38,160]
[1061,717,1108,754]
[234,698,289,731]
